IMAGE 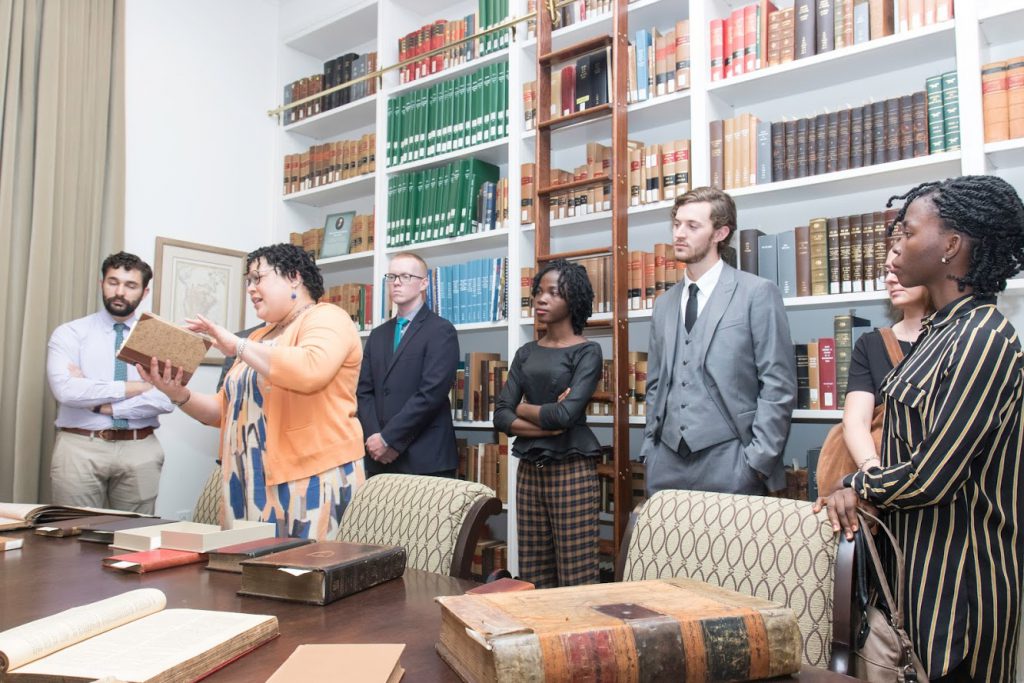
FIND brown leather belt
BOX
[60,427,155,441]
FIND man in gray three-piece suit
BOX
[642,187,796,497]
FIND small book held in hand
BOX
[115,312,212,385]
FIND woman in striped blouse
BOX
[815,175,1024,683]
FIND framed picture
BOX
[320,210,355,259]
[152,237,248,365]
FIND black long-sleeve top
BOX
[493,341,603,464]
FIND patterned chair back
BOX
[620,490,840,669]
[336,474,500,578]
[191,466,222,525]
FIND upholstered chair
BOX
[616,489,855,674]
[336,474,503,580]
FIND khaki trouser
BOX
[50,431,165,514]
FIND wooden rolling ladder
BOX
[533,0,631,566]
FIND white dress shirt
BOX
[680,258,725,321]
[46,309,173,429]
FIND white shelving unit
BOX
[274,0,1024,575]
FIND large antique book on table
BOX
[78,517,177,544]
[0,588,278,682]
[102,548,207,573]
[115,312,212,385]
[0,503,147,532]
[158,520,276,552]
[435,577,801,682]
[238,541,407,606]
[206,536,315,573]
[266,644,405,683]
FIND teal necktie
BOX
[393,318,409,352]
[113,323,129,429]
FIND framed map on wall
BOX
[153,237,247,365]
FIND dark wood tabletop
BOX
[0,530,858,681]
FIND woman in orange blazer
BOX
[140,243,364,541]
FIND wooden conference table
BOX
[0,530,857,682]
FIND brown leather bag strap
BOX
[878,327,905,367]
[857,509,905,624]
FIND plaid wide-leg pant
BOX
[516,455,600,588]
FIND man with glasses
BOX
[357,252,460,477]
[46,252,173,513]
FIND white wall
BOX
[124,0,279,519]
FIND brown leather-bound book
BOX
[899,94,914,159]
[1007,58,1024,140]
[784,119,798,180]
[837,107,851,171]
[795,225,812,297]
[850,213,864,292]
[850,105,864,168]
[869,0,894,38]
[206,537,315,573]
[724,117,737,189]
[103,548,206,574]
[861,103,874,165]
[983,61,1010,143]
[834,0,848,49]
[885,97,901,162]
[116,313,212,385]
[838,215,852,293]
[826,111,839,173]
[806,114,819,173]
[34,514,125,537]
[239,542,406,606]
[826,217,841,294]
[794,0,816,59]
[873,210,888,286]
[796,117,810,178]
[435,578,801,683]
[740,229,765,274]
[816,0,834,53]
[709,119,725,189]
[812,113,826,175]
[771,121,785,181]
[861,212,876,290]
[872,100,887,165]
[809,218,829,295]
[912,90,928,156]
[779,7,796,63]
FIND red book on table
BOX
[102,548,206,573]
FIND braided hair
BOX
[887,175,1024,296]
[532,258,594,334]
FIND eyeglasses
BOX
[384,273,425,284]
[243,269,274,287]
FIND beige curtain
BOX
[0,0,125,503]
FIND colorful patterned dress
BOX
[221,341,365,540]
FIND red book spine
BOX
[818,337,837,410]
[744,5,758,73]
[710,19,725,81]
[730,8,745,77]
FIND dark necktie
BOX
[685,283,699,333]
[393,317,409,352]
[113,323,129,429]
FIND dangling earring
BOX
[291,289,298,300]
[941,256,949,264]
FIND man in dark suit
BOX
[357,252,460,477]
[642,187,796,497]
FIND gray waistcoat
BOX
[659,306,738,453]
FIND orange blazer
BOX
[218,303,364,485]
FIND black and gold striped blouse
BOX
[848,294,1024,682]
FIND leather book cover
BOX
[436,578,800,682]
[238,541,407,606]
[794,1,815,59]
[872,99,888,165]
[983,61,1009,143]
[806,113,818,175]
[838,215,852,293]
[850,213,864,292]
[783,119,797,180]
[739,229,764,274]
[912,90,928,156]
[869,0,894,38]
[814,113,828,175]
[859,104,872,166]
[796,117,809,178]
[859,213,874,291]
[78,517,177,544]
[116,313,212,386]
[818,338,837,409]
[899,93,914,159]
[826,217,841,294]
[795,343,811,408]
[770,121,785,182]
[467,578,535,595]
[34,514,125,537]
[849,105,864,168]
[795,225,812,297]
[574,55,591,111]
[560,65,575,116]
[826,111,839,173]
[808,218,829,296]
[590,50,609,107]
[103,548,206,573]
[1008,58,1024,139]
[709,119,724,189]
[834,0,848,49]
[816,0,834,54]
[885,97,901,162]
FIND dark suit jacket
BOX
[357,307,460,475]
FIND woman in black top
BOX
[842,247,932,472]
[494,259,603,587]
[817,175,1024,682]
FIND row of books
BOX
[710,0,953,82]
[398,0,509,85]
[982,58,1024,143]
[386,62,508,167]
[282,51,377,125]
[546,49,611,120]
[470,538,509,582]
[456,436,509,505]
[282,133,376,196]
[290,213,375,261]
[740,209,898,298]
[523,0,615,39]
[597,454,647,514]
[385,159,501,247]
[413,257,509,325]
[626,22,691,103]
[710,73,958,190]
[322,284,373,331]
[796,312,874,410]
[451,352,508,423]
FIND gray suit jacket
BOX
[641,263,797,492]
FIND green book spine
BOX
[942,70,960,151]
[926,75,944,153]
